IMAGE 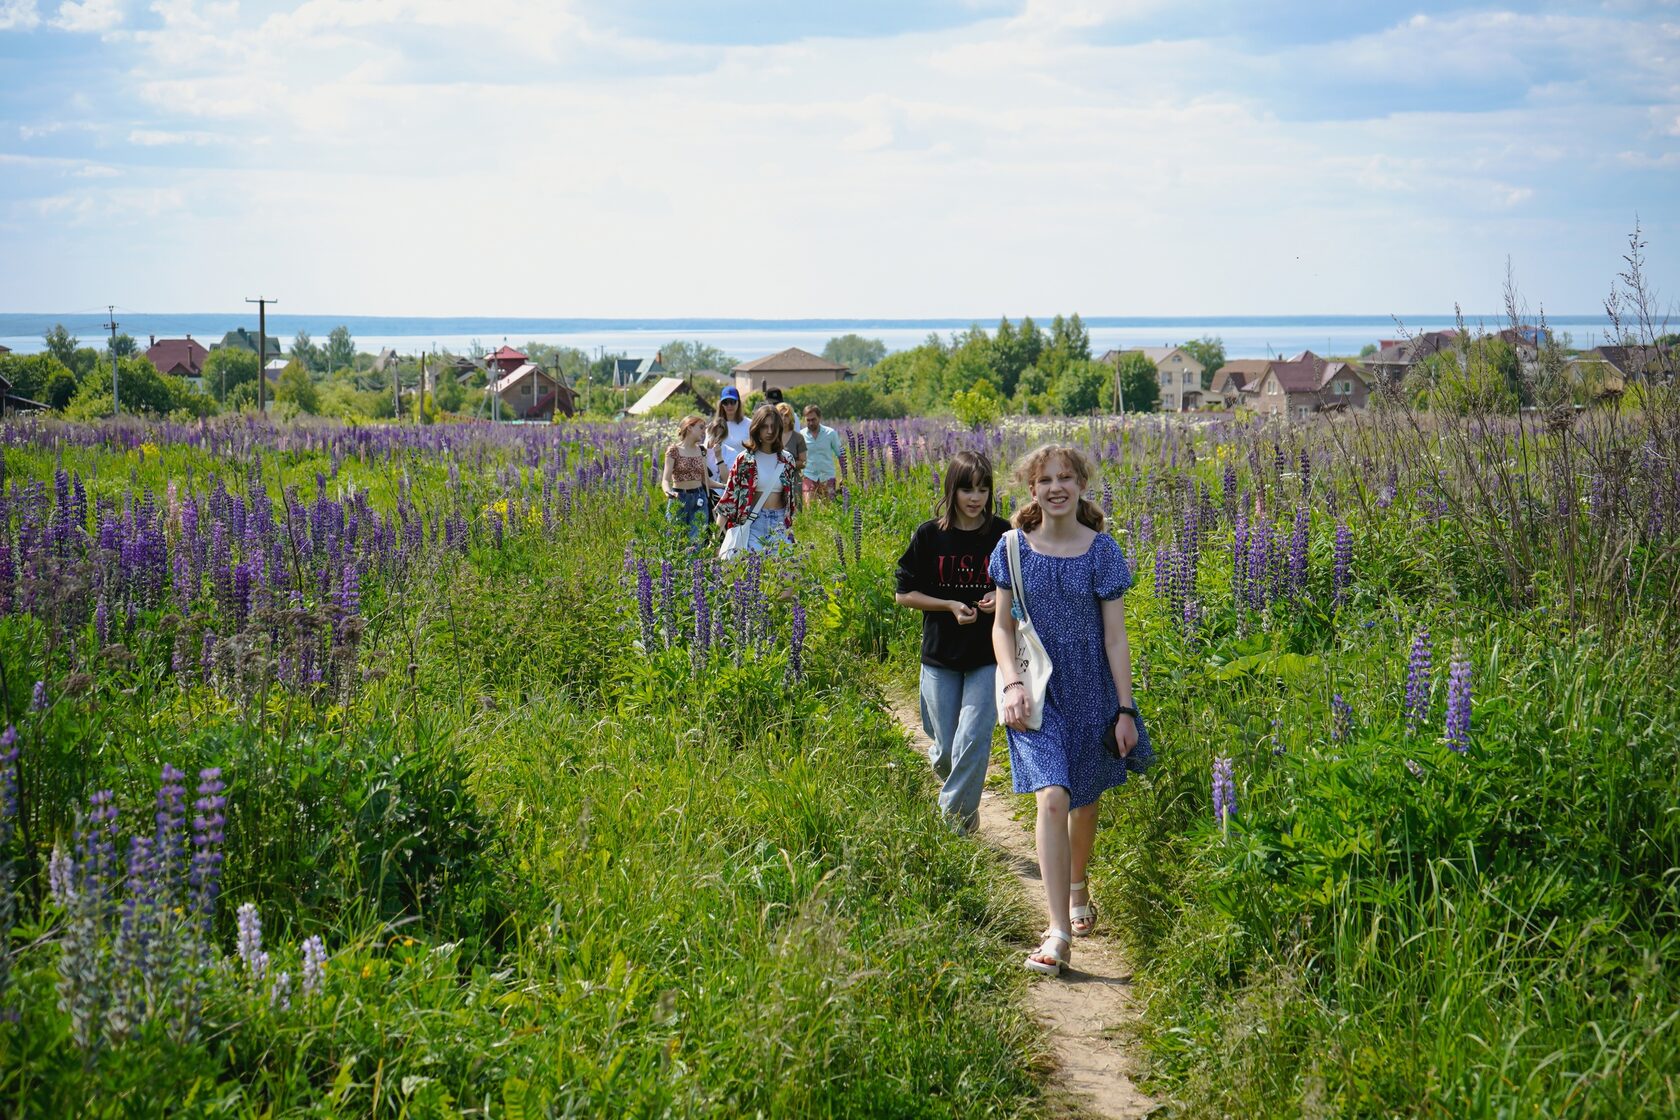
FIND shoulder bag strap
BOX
[1007,530,1032,625]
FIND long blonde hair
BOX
[1012,444,1105,533]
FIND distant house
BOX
[533,380,580,419]
[145,335,209,384]
[1252,351,1374,419]
[613,353,665,388]
[1363,330,1461,384]
[1,370,47,416]
[1211,359,1271,408]
[1099,346,1205,412]
[485,346,530,379]
[371,348,401,374]
[263,358,290,383]
[491,362,561,420]
[626,376,714,417]
[0,343,11,355]
[214,327,281,356]
[1564,344,1674,398]
[732,347,848,398]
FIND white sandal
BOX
[1023,928,1072,976]
[1070,879,1096,937]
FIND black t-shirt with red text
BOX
[895,515,1011,670]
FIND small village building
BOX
[1099,347,1205,412]
[0,370,47,416]
[263,358,290,383]
[145,336,209,385]
[1252,351,1374,419]
[613,353,665,388]
[491,362,561,420]
[626,376,715,417]
[534,380,580,419]
[214,327,281,356]
[0,343,11,355]
[485,346,530,379]
[1564,344,1674,398]
[1211,359,1271,408]
[371,348,401,374]
[1363,330,1461,385]
[732,347,848,398]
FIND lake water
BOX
[0,312,1620,362]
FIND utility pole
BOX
[246,297,276,412]
[104,305,120,415]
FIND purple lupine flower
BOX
[48,846,75,908]
[1211,756,1235,827]
[236,902,266,979]
[1288,502,1310,596]
[190,768,226,931]
[1405,629,1432,735]
[1331,693,1352,743]
[852,506,863,564]
[1444,657,1472,753]
[32,681,46,712]
[834,531,847,569]
[1222,463,1238,518]
[301,935,327,998]
[635,560,656,651]
[1101,479,1114,518]
[659,560,675,650]
[1332,519,1352,606]
[787,599,807,685]
[270,969,292,1010]
[1270,716,1284,756]
[1299,447,1312,494]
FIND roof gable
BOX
[734,347,847,374]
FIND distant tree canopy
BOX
[65,356,212,420]
[821,334,886,373]
[275,360,321,414]
[1180,335,1226,388]
[43,324,78,366]
[0,353,72,403]
[1115,351,1161,413]
[202,347,260,402]
[292,329,323,373]
[324,326,357,373]
[106,333,138,359]
[660,340,739,375]
[858,313,1123,417]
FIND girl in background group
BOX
[706,387,750,500]
[713,405,796,553]
[895,451,1010,832]
[990,444,1153,977]
[661,415,716,544]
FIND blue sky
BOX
[1,0,1676,317]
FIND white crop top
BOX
[753,452,783,493]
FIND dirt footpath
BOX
[891,697,1159,1120]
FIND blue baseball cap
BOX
[720,386,741,401]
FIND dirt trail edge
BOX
[889,696,1159,1120]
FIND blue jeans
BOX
[745,505,789,552]
[919,663,996,831]
[667,488,709,543]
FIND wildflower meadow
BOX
[0,396,1676,1117]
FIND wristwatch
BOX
[1115,704,1139,719]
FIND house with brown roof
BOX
[1252,351,1374,419]
[145,336,209,384]
[1098,347,1206,411]
[1210,359,1271,408]
[1363,330,1461,385]
[1564,343,1674,398]
[732,347,848,397]
[490,362,561,420]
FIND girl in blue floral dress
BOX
[990,444,1153,976]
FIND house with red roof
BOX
[145,335,209,387]
[485,346,529,378]
[490,362,564,420]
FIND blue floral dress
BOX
[988,530,1153,808]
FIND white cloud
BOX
[128,127,218,145]
[0,0,39,29]
[51,0,123,32]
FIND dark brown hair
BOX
[935,449,996,531]
[1012,444,1105,532]
[743,404,784,453]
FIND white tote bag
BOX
[718,488,773,561]
[995,529,1053,730]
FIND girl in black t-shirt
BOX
[894,450,1010,832]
